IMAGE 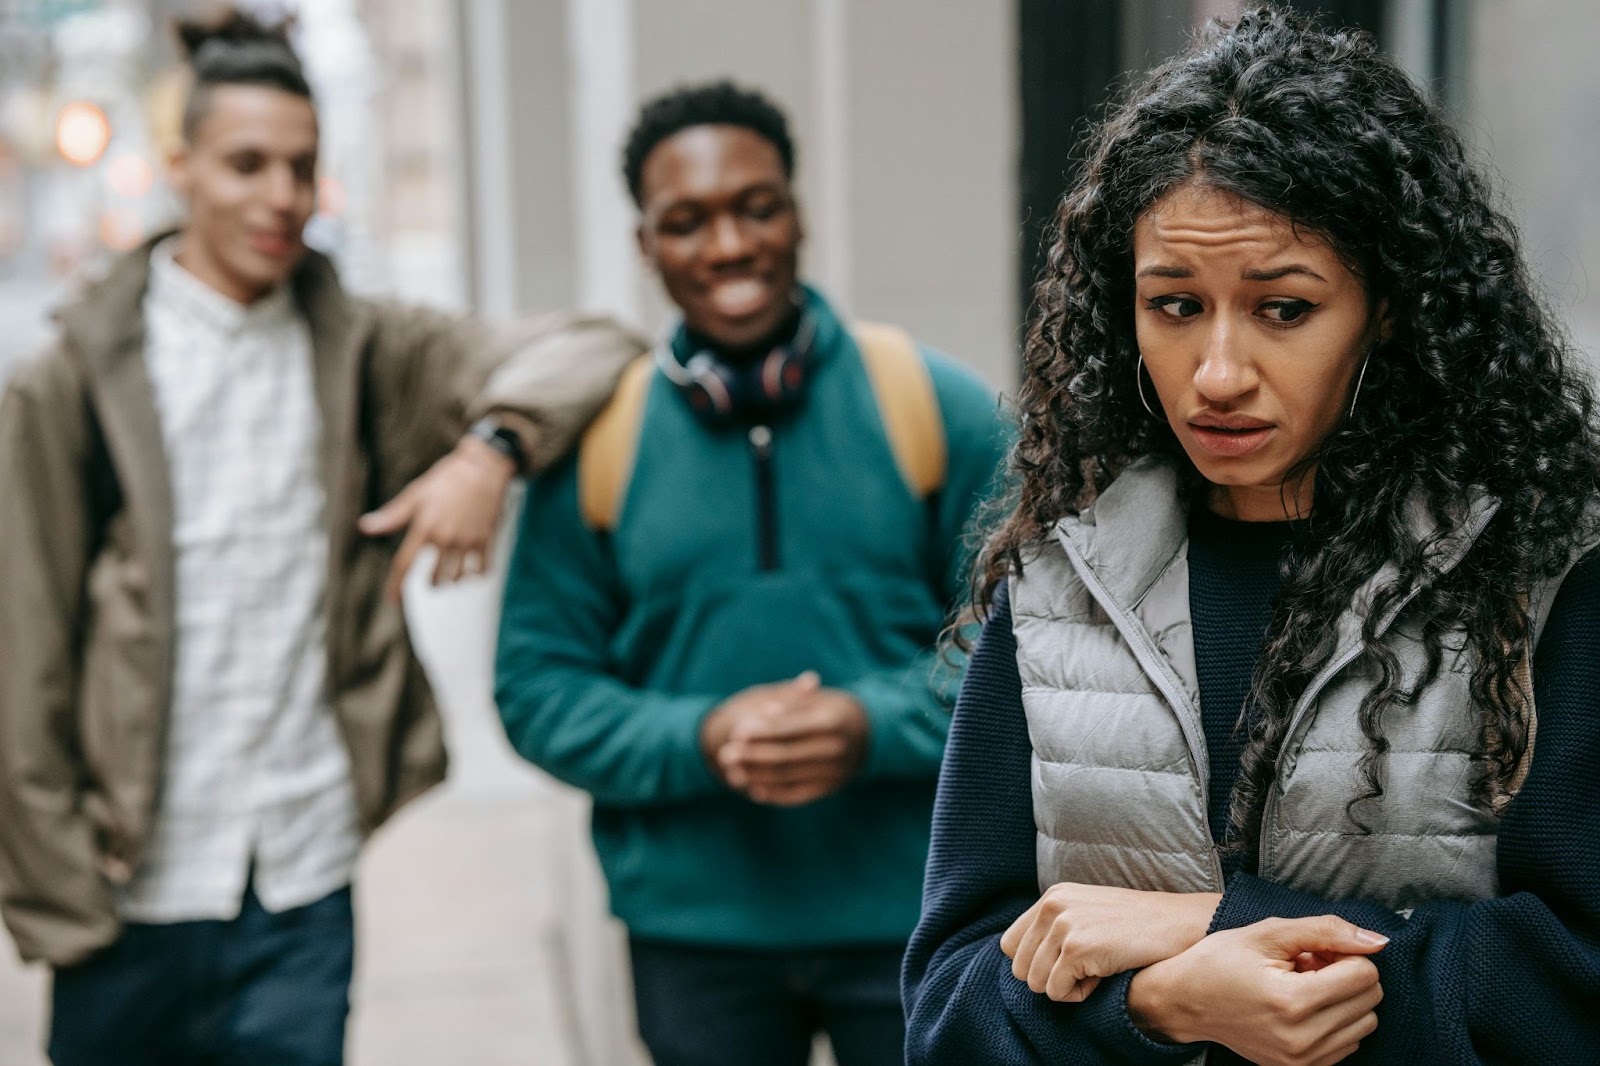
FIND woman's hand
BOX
[999,884,1222,1002]
[1128,915,1388,1066]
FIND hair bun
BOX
[174,8,296,66]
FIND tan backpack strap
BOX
[854,321,946,499]
[577,355,655,531]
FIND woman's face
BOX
[1132,182,1383,521]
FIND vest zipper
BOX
[1057,531,1226,891]
[749,424,779,571]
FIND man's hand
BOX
[359,436,517,601]
[999,885,1222,1003]
[700,674,819,781]
[700,672,870,806]
[1128,915,1388,1066]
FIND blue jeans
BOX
[628,938,907,1066]
[48,884,354,1066]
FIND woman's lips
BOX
[1188,423,1276,458]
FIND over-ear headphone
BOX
[656,311,817,427]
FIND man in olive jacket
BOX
[0,12,641,1066]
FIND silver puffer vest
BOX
[1012,458,1581,909]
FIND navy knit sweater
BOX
[903,522,1600,1065]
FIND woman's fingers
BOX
[1005,906,1051,982]
[1308,975,1383,1038]
[1252,915,1389,962]
[1025,916,1066,993]
[1298,955,1382,1013]
[999,900,1040,959]
[1303,1006,1381,1066]
[1045,950,1097,1002]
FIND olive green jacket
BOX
[0,239,644,965]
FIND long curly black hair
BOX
[977,5,1600,845]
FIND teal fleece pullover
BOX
[495,287,1008,948]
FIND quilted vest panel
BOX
[1014,459,1572,911]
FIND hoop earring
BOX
[1347,350,1373,419]
[1135,355,1161,420]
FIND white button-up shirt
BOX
[117,239,362,923]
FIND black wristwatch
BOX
[467,416,523,466]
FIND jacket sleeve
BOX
[494,455,726,808]
[370,304,647,478]
[850,349,1012,782]
[903,583,1197,1066]
[1205,549,1600,1064]
[0,351,121,966]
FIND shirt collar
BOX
[147,237,297,335]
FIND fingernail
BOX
[1355,930,1389,947]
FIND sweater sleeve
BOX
[1207,549,1600,1063]
[494,455,724,808]
[849,349,1012,782]
[903,582,1199,1066]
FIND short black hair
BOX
[621,80,794,207]
[175,9,312,140]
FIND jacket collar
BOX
[57,231,356,374]
[1055,456,1190,612]
[1056,455,1499,623]
[54,233,371,643]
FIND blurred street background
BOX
[0,1,1597,1063]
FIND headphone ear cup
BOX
[684,353,737,423]
[758,346,808,409]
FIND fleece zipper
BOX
[749,424,779,571]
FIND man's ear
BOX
[166,142,191,199]
[635,222,654,267]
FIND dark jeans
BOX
[629,938,907,1066]
[48,884,354,1066]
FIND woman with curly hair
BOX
[903,7,1600,1065]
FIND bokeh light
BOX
[55,101,111,167]
[105,153,154,198]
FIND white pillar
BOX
[566,0,640,322]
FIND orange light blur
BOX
[318,175,346,218]
[98,207,145,250]
[56,101,112,167]
[106,153,155,198]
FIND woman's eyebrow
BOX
[1241,264,1328,282]
[1136,264,1193,279]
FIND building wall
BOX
[1457,0,1600,367]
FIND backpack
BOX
[577,322,946,531]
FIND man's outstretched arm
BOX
[359,306,647,599]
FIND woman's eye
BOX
[1260,299,1317,323]
[1146,296,1203,319]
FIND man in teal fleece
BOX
[495,80,1007,1066]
